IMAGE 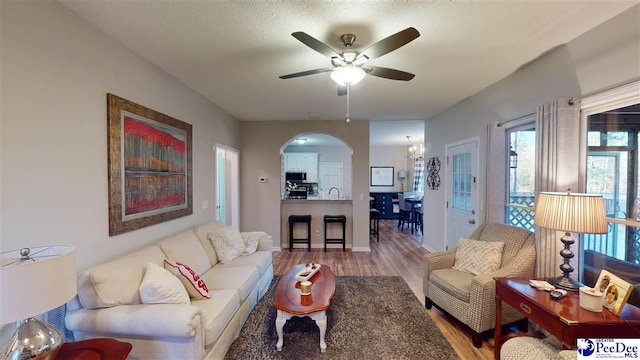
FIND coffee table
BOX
[275,263,336,352]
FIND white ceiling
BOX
[58,1,637,145]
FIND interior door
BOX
[445,138,479,250]
[319,162,343,199]
[215,145,239,228]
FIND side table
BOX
[494,277,640,360]
[56,338,132,360]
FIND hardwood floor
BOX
[273,219,517,360]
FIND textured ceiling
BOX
[58,1,637,145]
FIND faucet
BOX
[328,187,340,199]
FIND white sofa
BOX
[65,221,274,360]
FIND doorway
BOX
[216,145,239,228]
[445,137,479,250]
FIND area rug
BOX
[225,276,460,359]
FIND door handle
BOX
[468,219,476,224]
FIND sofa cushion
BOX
[453,237,504,275]
[77,246,166,309]
[194,221,226,265]
[215,251,272,277]
[139,262,190,304]
[430,268,475,303]
[201,266,259,302]
[209,226,245,264]
[191,289,240,347]
[159,230,211,275]
[164,260,211,300]
[240,232,263,256]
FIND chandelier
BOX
[406,136,424,160]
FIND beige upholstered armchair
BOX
[423,223,536,348]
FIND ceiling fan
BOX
[279,27,420,96]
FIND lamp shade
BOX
[0,245,77,324]
[534,192,608,234]
[330,65,366,86]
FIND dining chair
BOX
[397,193,413,230]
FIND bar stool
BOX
[370,209,380,242]
[323,215,346,251]
[288,215,312,251]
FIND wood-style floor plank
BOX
[272,219,507,360]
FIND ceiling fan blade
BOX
[292,32,342,59]
[363,66,415,81]
[279,67,333,79]
[337,85,347,96]
[356,27,420,62]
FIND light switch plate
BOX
[201,200,209,209]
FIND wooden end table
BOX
[494,277,640,360]
[274,264,336,353]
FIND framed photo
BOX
[596,269,633,316]
[107,94,193,236]
[370,166,394,186]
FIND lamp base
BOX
[547,275,581,292]
[1,317,63,360]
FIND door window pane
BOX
[451,153,472,212]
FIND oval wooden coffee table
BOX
[275,263,336,353]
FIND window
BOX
[581,82,640,307]
[505,126,536,230]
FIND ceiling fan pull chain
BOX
[346,83,351,122]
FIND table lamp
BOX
[534,191,608,291]
[1,245,77,359]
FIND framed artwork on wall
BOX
[107,93,193,236]
[370,166,394,186]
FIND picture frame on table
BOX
[596,269,633,316]
[107,94,193,236]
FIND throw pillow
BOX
[139,262,190,304]
[241,231,263,256]
[208,226,245,263]
[163,259,210,299]
[452,237,505,275]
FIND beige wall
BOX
[239,120,371,251]
[422,5,640,252]
[369,145,410,193]
[1,1,239,272]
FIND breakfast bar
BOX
[281,199,353,250]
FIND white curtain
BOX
[534,98,582,278]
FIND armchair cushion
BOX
[430,268,474,303]
[453,237,504,275]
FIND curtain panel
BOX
[534,98,582,279]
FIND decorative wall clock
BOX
[426,157,441,190]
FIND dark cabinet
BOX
[370,192,399,219]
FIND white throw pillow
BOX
[452,237,505,275]
[164,259,211,300]
[241,231,263,256]
[209,226,245,263]
[139,262,190,304]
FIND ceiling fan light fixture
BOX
[330,65,366,86]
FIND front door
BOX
[445,138,479,250]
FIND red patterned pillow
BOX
[163,259,210,300]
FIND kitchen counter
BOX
[281,199,352,204]
[281,199,353,250]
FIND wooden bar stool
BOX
[288,215,312,251]
[323,215,346,251]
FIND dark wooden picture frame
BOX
[370,166,395,186]
[107,94,193,236]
